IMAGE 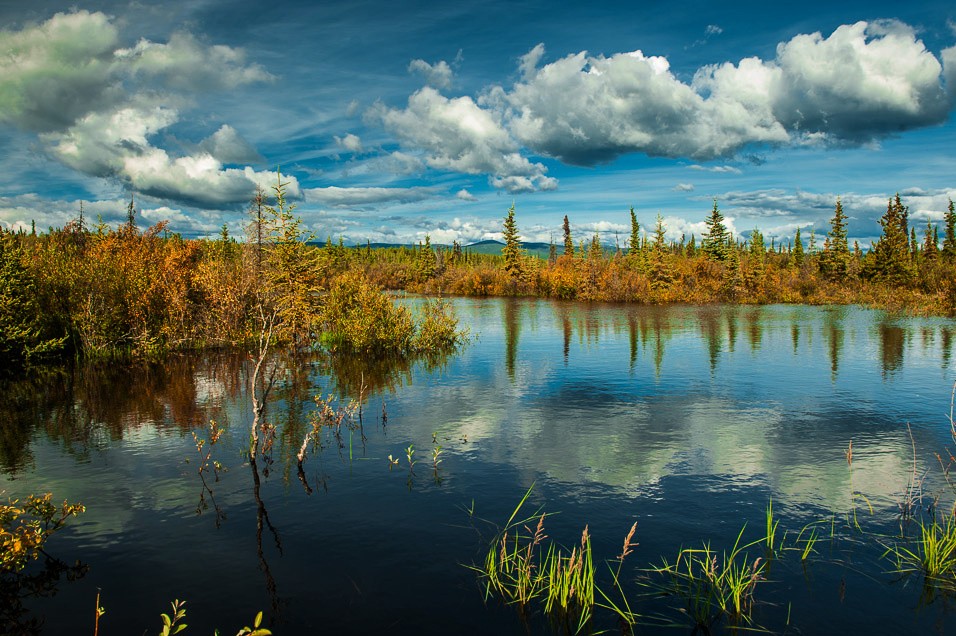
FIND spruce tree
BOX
[502,204,523,281]
[820,198,850,281]
[923,221,939,260]
[943,199,956,262]
[865,195,913,285]
[417,234,436,280]
[702,199,730,261]
[562,215,574,257]
[747,227,766,284]
[650,214,673,289]
[792,228,805,268]
[629,207,640,255]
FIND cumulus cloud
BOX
[115,31,273,91]
[674,183,695,191]
[370,87,556,192]
[493,21,954,165]
[303,185,437,208]
[365,21,954,191]
[408,58,454,89]
[0,10,122,132]
[334,133,364,153]
[199,125,262,163]
[0,10,274,209]
[500,47,788,165]
[456,188,477,201]
[764,20,951,141]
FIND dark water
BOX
[3,299,956,635]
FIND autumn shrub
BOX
[1,493,84,575]
[320,272,415,354]
[413,297,466,353]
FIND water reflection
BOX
[823,308,845,381]
[503,298,521,381]
[3,299,956,634]
[879,322,905,377]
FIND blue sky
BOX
[0,1,954,248]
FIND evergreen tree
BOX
[943,199,956,261]
[702,199,730,261]
[502,204,523,281]
[562,215,574,257]
[548,236,557,266]
[417,234,436,280]
[264,170,320,347]
[629,207,640,255]
[819,198,850,281]
[792,228,804,268]
[650,214,673,289]
[923,220,939,260]
[864,195,913,285]
[588,233,603,260]
[747,227,766,283]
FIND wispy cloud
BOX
[689,165,742,174]
[303,185,439,208]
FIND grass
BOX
[543,526,595,633]
[645,525,766,631]
[470,486,638,633]
[884,508,956,593]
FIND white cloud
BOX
[689,164,742,174]
[500,46,788,165]
[303,185,437,208]
[371,87,556,192]
[456,188,477,201]
[0,10,275,209]
[115,31,273,91]
[408,58,454,89]
[706,25,723,36]
[766,20,951,141]
[334,133,364,153]
[199,125,262,164]
[674,183,695,191]
[0,10,122,132]
[487,22,954,166]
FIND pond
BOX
[3,298,956,635]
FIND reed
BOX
[543,526,595,633]
[766,498,780,555]
[885,509,956,591]
[475,487,549,610]
[646,525,766,631]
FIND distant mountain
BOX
[463,239,552,258]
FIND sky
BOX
[0,1,954,248]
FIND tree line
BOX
[384,195,955,313]
[1,188,952,369]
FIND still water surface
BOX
[3,299,956,634]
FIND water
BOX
[2,299,955,634]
